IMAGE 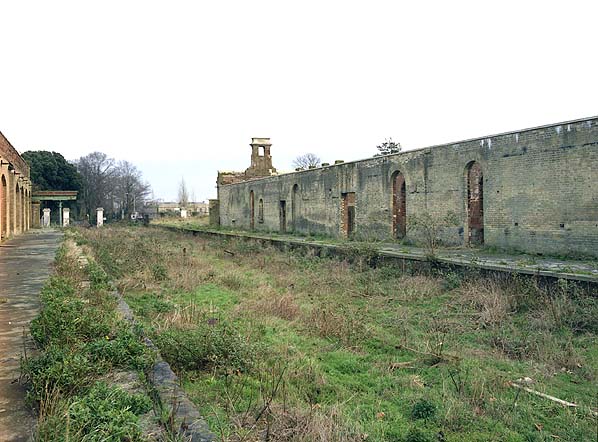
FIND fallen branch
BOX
[509,381,598,417]
[395,344,460,362]
[224,249,235,257]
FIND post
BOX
[31,201,41,228]
[62,207,70,227]
[58,201,63,227]
[180,208,187,218]
[96,208,104,227]
[42,208,51,228]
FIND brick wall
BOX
[218,117,598,257]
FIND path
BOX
[0,230,62,442]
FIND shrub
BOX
[22,346,98,400]
[410,399,437,420]
[153,320,256,372]
[85,328,152,370]
[87,261,111,291]
[36,382,151,442]
[404,426,434,442]
[31,278,113,347]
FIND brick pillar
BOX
[31,201,41,228]
[209,199,220,226]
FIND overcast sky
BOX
[1,1,596,201]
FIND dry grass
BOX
[154,302,209,331]
[248,293,301,322]
[457,279,514,326]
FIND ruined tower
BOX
[245,138,277,178]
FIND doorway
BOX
[341,192,356,238]
[279,200,287,233]
[467,162,484,245]
[249,191,255,229]
[391,171,406,238]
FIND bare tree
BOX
[114,160,152,216]
[76,152,116,221]
[375,138,402,156]
[178,177,189,208]
[292,153,321,169]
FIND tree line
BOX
[23,150,151,222]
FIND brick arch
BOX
[390,170,407,239]
[1,174,6,238]
[465,161,484,245]
[24,188,29,231]
[15,182,21,233]
[291,184,299,232]
[249,190,255,230]
[258,198,264,223]
[21,185,26,232]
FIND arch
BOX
[1,175,6,239]
[258,198,264,223]
[466,161,484,245]
[21,187,26,232]
[391,171,406,239]
[25,189,29,230]
[15,183,21,233]
[291,184,299,232]
[249,190,255,229]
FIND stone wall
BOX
[218,117,598,257]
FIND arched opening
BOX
[391,171,406,239]
[21,188,26,231]
[249,190,255,229]
[292,184,299,232]
[15,184,21,233]
[1,175,6,239]
[466,161,484,245]
[258,199,264,223]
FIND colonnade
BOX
[1,132,33,242]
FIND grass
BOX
[21,237,157,441]
[75,224,598,441]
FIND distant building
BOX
[142,201,210,217]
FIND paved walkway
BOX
[0,230,62,442]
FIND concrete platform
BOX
[0,230,62,442]
[157,224,598,286]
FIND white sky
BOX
[1,1,596,201]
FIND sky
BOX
[1,0,596,202]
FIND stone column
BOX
[0,161,8,239]
[180,208,187,218]
[42,208,51,228]
[31,201,41,228]
[23,189,28,231]
[10,173,16,235]
[96,208,104,227]
[63,207,70,227]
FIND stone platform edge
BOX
[154,224,598,287]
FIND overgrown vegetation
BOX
[76,225,598,441]
[22,239,156,441]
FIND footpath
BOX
[0,230,62,442]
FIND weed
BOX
[152,318,257,372]
[410,399,436,420]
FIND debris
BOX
[388,360,416,370]
[509,380,598,416]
